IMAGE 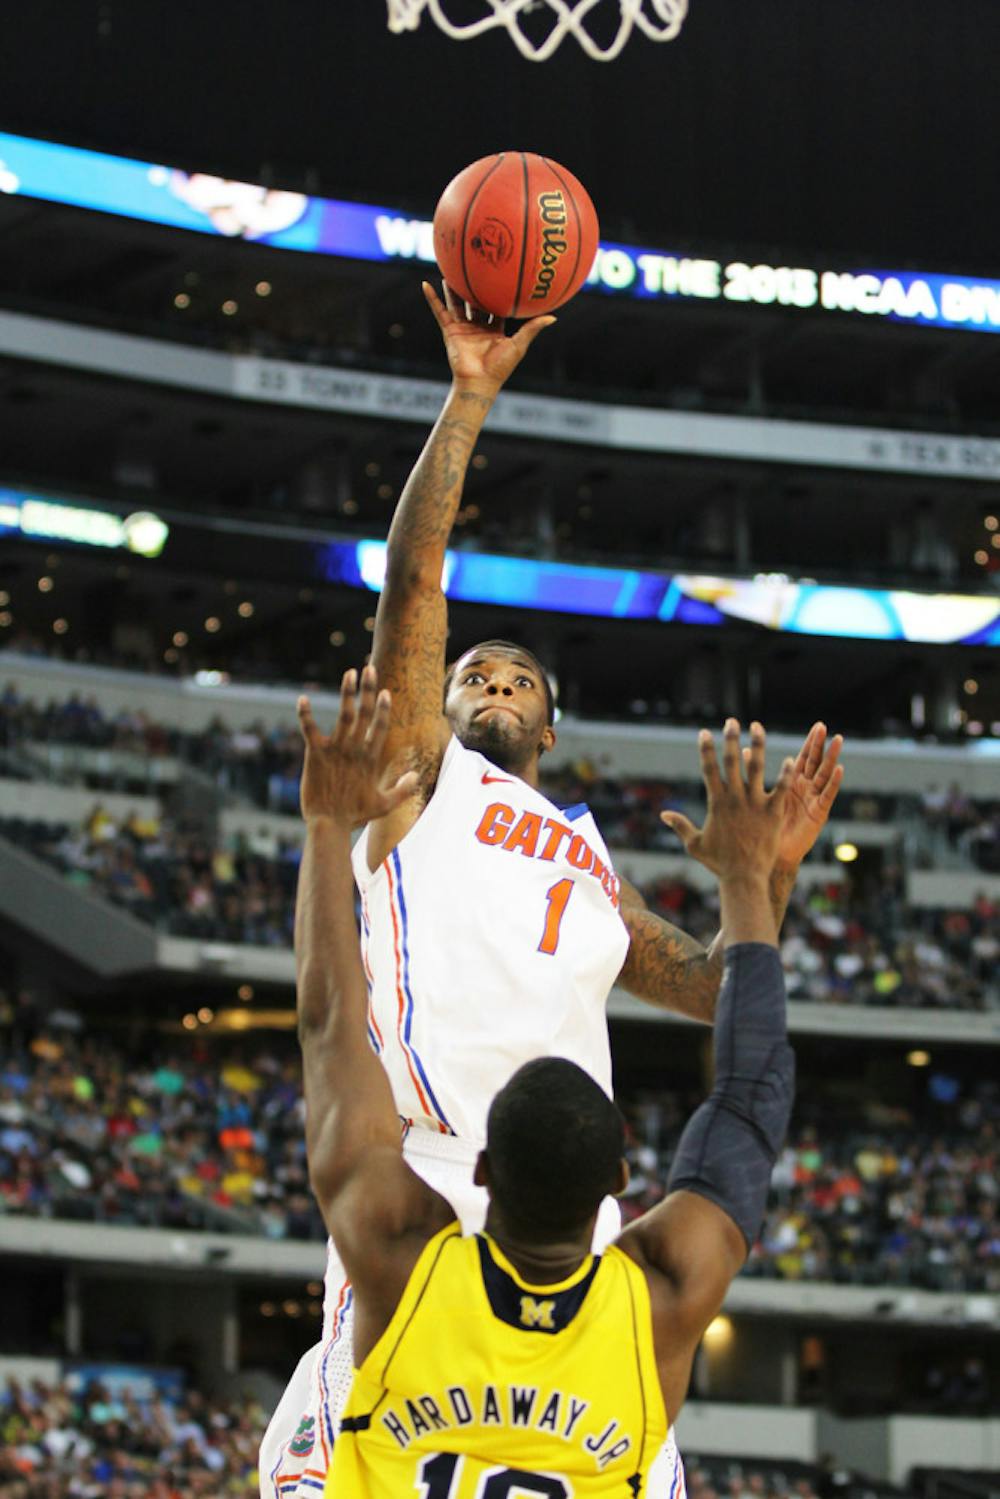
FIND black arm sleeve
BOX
[667,942,795,1251]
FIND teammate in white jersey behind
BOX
[259,287,844,1498]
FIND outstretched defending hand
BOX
[423,280,555,396]
[297,665,419,828]
[660,719,793,881]
[773,721,844,868]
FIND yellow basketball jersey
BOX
[325,1220,668,1498]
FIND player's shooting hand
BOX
[297,666,419,829]
[772,721,844,869]
[660,720,793,881]
[422,280,555,396]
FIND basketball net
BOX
[386,0,688,62]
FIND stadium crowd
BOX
[0,1375,264,1497]
[1,808,300,951]
[0,1372,888,1499]
[0,1029,321,1241]
[3,679,1000,869]
[621,1080,1000,1294]
[3,794,997,1011]
[2,1024,998,1293]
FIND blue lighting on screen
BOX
[313,537,1000,646]
[5,129,1000,334]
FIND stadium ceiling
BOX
[1,1,1000,268]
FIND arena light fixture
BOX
[834,842,859,863]
[702,1315,733,1344]
[907,1049,931,1067]
[0,491,170,558]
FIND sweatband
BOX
[667,941,795,1251]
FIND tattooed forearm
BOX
[369,386,494,755]
[617,906,724,1024]
[617,862,800,1025]
[386,390,493,562]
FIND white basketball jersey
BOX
[350,735,630,1143]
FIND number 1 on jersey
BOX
[538,878,574,955]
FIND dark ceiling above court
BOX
[1,0,999,268]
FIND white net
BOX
[387,0,688,62]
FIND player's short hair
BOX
[485,1058,625,1237]
[443,639,556,725]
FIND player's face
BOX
[446,649,555,773]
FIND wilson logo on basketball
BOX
[530,191,569,302]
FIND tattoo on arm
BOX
[386,392,493,558]
[618,906,723,1024]
[617,864,798,1025]
[372,391,494,749]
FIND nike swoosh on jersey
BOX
[481,772,514,785]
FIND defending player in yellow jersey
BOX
[335,1223,665,1495]
[294,667,806,1498]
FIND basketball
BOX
[432,151,600,320]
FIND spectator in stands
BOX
[0,1376,266,1497]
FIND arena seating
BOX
[4,680,999,869]
[0,1374,265,1497]
[3,1020,997,1292]
[2,802,997,1010]
[0,1372,918,1499]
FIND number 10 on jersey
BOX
[419,1450,571,1496]
[538,879,574,956]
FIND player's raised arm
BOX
[295,668,454,1349]
[368,285,555,799]
[617,723,797,1422]
[616,720,843,1023]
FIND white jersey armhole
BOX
[353,737,463,889]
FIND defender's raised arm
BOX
[617,718,843,1023]
[619,722,798,1422]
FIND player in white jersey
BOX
[259,286,844,1498]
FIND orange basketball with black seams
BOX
[433,151,600,320]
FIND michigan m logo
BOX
[519,1295,556,1329]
